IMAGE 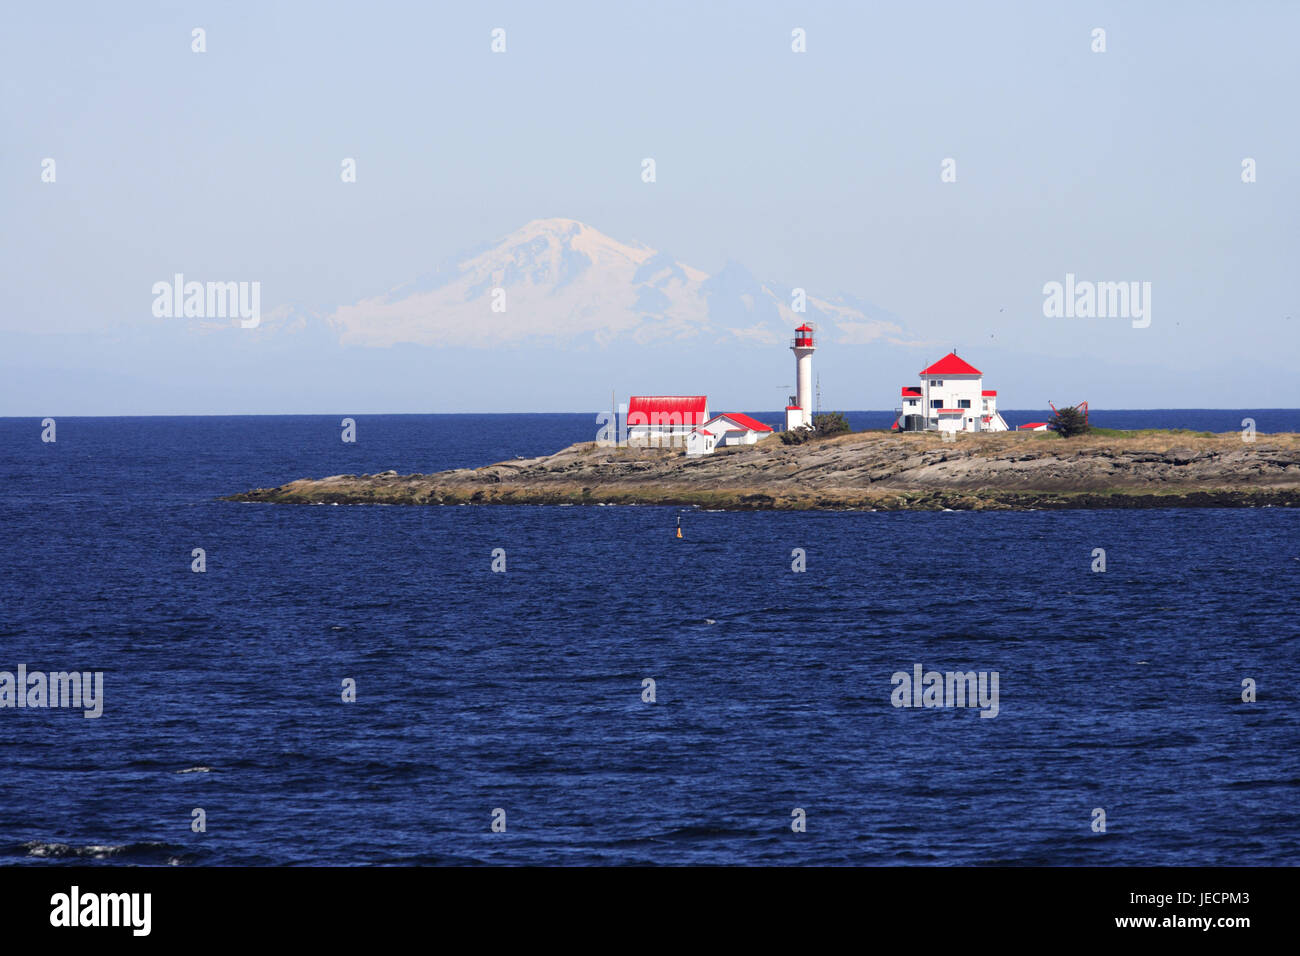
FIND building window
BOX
[958,399,971,408]
[929,379,943,387]
[930,399,942,409]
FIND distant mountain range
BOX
[292,218,924,349]
[12,218,1288,415]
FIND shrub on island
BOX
[780,411,851,444]
[1049,405,1090,438]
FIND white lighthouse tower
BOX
[785,323,816,431]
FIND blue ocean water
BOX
[0,413,1297,866]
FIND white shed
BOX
[700,413,774,447]
[686,429,717,456]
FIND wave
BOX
[13,840,197,865]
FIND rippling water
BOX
[1,414,1297,865]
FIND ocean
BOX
[1,412,1297,865]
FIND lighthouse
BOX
[785,323,816,431]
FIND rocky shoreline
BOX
[226,430,1300,511]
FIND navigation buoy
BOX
[676,515,682,539]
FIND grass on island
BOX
[1083,426,1217,439]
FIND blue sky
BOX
[2,1,1297,413]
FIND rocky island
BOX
[227,430,1300,511]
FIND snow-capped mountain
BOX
[323,218,917,349]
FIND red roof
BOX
[628,395,707,422]
[920,353,982,376]
[936,408,965,414]
[706,413,773,433]
[1018,422,1047,429]
[901,386,922,397]
[694,429,714,437]
[795,323,814,332]
[981,390,997,396]
[785,405,801,410]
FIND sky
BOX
[1,1,1297,414]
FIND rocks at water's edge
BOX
[225,431,1300,511]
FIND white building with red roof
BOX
[682,413,774,455]
[894,352,1008,433]
[627,395,709,443]
[700,412,774,447]
[626,396,774,455]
